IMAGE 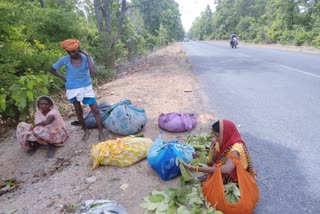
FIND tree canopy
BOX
[0,0,184,122]
[189,0,320,47]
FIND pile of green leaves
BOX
[188,135,241,205]
[224,182,241,204]
[140,161,223,214]
[187,135,213,165]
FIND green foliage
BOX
[311,35,320,48]
[190,0,320,47]
[0,0,185,124]
[121,18,148,59]
[92,65,117,85]
[278,29,293,45]
[265,19,286,43]
[224,182,241,204]
[144,33,159,50]
[133,0,184,46]
[187,135,212,169]
[24,7,85,43]
[236,16,256,40]
[175,158,195,182]
[187,135,212,158]
[0,0,96,120]
[92,33,128,68]
[157,24,170,46]
[189,5,214,40]
[140,175,223,214]
[141,135,224,213]
[1,73,51,121]
[294,30,307,46]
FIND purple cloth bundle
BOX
[158,112,196,132]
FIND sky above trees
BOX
[176,0,216,31]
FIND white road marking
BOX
[198,66,213,69]
[279,65,320,78]
[237,53,250,57]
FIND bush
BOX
[294,31,306,46]
[293,27,309,46]
[311,35,320,48]
[0,73,51,121]
[92,65,117,86]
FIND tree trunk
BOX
[94,0,103,33]
[113,0,127,46]
[39,0,45,8]
[93,0,128,48]
[102,0,112,35]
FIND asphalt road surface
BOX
[182,41,320,214]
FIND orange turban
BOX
[60,39,80,51]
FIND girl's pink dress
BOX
[16,96,69,150]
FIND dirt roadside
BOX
[0,43,215,214]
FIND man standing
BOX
[49,39,106,142]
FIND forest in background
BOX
[189,0,320,47]
[0,0,184,122]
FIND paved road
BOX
[182,41,320,213]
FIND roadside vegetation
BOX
[189,0,320,48]
[0,0,184,123]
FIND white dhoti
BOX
[66,85,96,103]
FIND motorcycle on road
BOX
[230,37,238,48]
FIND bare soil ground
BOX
[0,43,214,214]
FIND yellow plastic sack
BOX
[90,136,153,170]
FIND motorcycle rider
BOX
[230,32,239,47]
[230,33,238,41]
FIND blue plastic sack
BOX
[102,99,147,135]
[147,138,195,181]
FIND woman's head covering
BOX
[60,39,80,51]
[218,119,243,153]
[36,96,56,111]
[35,96,66,128]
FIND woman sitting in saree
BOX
[16,96,69,158]
[183,119,259,214]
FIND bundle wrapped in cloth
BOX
[90,136,152,170]
[158,112,196,133]
[102,99,147,135]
